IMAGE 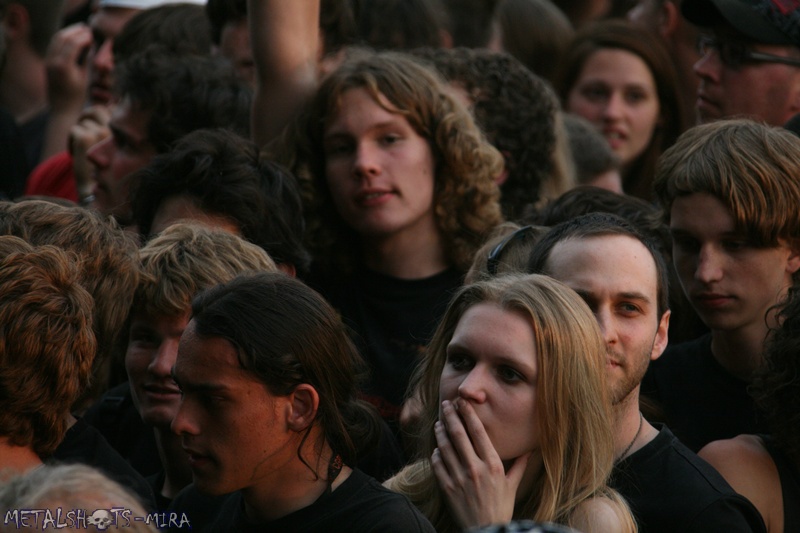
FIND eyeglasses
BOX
[697,35,800,69]
[487,225,537,276]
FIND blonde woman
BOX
[387,274,635,532]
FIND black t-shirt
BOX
[642,334,767,452]
[308,265,462,423]
[611,425,766,533]
[81,381,162,478]
[51,418,157,511]
[169,469,436,532]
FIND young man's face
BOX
[544,234,669,407]
[171,321,299,495]
[125,311,189,428]
[670,192,800,334]
[87,97,155,224]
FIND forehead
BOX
[546,234,659,295]
[669,192,735,234]
[326,87,404,126]
[175,321,242,381]
[90,7,139,39]
[579,48,656,86]
[110,97,150,136]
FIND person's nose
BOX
[353,142,381,182]
[147,339,180,379]
[695,244,724,284]
[457,366,489,404]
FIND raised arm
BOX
[248,0,320,146]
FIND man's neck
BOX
[710,324,768,381]
[613,387,657,460]
[155,427,192,499]
[241,441,351,523]
[362,227,448,279]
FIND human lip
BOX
[143,382,181,401]
[601,128,627,150]
[355,188,394,207]
[692,292,734,309]
[183,447,212,469]
[696,92,721,118]
[89,83,112,105]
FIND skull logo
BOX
[88,509,114,530]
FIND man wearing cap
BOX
[684,0,800,126]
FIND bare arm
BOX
[698,435,780,532]
[248,0,320,146]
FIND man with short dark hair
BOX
[527,212,765,533]
[85,50,250,227]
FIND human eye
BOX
[445,352,473,372]
[379,133,402,146]
[111,130,129,150]
[625,88,649,104]
[128,326,157,347]
[323,137,353,157]
[722,239,750,252]
[618,302,643,316]
[497,365,525,384]
[671,233,699,253]
[579,83,609,103]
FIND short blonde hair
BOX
[134,223,279,318]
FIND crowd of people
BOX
[1,0,799,532]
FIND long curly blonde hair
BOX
[281,49,504,273]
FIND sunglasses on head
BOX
[697,35,800,69]
[487,225,537,276]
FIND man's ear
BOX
[650,310,670,362]
[659,0,680,38]
[786,240,800,276]
[287,384,320,432]
[3,4,30,42]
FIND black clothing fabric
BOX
[169,468,436,532]
[611,425,766,533]
[642,334,767,452]
[308,265,462,424]
[762,435,800,532]
[51,418,157,511]
[82,381,162,478]
[0,108,29,199]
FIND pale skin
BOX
[431,400,628,532]
[699,435,782,532]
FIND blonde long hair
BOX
[392,274,633,531]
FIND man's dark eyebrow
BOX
[618,291,652,304]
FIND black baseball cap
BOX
[683,0,800,46]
